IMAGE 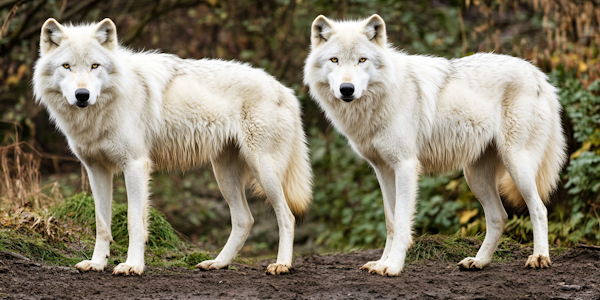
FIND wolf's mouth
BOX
[75,102,89,108]
[341,96,355,102]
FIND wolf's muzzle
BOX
[340,83,355,102]
[75,88,90,107]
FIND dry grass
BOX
[0,121,74,242]
[0,122,64,210]
[0,120,83,210]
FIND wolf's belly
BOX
[149,117,237,172]
[417,122,495,174]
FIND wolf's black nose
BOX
[340,83,355,97]
[75,89,90,102]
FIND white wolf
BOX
[304,14,566,276]
[33,18,312,276]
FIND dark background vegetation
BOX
[1,0,599,257]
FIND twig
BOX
[57,0,67,19]
[121,0,205,45]
[1,251,30,260]
[0,140,79,162]
[576,243,600,251]
[0,0,25,40]
[0,0,21,10]
[0,0,46,56]
[4,0,102,56]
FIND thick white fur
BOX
[33,18,312,276]
[304,15,566,276]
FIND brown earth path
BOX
[1,248,599,299]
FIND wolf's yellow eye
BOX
[359,58,367,63]
[330,58,338,63]
[91,64,99,69]
[63,64,70,69]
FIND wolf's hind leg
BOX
[504,151,552,269]
[247,154,295,275]
[196,146,253,271]
[458,147,507,270]
[361,165,396,271]
[75,163,113,273]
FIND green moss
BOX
[52,193,185,251]
[184,251,212,266]
[0,193,212,269]
[0,228,86,266]
[406,234,523,263]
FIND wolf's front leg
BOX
[112,158,150,276]
[361,165,396,271]
[369,159,418,277]
[75,163,113,272]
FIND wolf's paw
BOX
[360,260,381,271]
[195,260,229,270]
[457,257,489,271]
[368,262,401,277]
[525,254,552,269]
[112,262,144,276]
[74,260,105,272]
[266,263,291,275]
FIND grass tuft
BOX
[0,192,214,268]
[0,228,86,265]
[51,193,95,227]
[406,234,523,263]
[184,251,212,266]
[52,193,185,251]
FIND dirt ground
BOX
[1,247,599,300]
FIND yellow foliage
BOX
[570,141,591,160]
[578,61,588,73]
[571,129,600,159]
[459,208,479,224]
[5,64,28,87]
[445,179,459,191]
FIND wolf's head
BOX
[34,18,118,108]
[304,14,388,103]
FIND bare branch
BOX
[15,0,102,50]
[0,0,20,10]
[122,0,206,45]
[0,0,45,56]
[576,243,600,251]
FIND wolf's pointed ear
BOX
[93,18,118,50]
[40,18,66,55]
[311,15,335,47]
[364,14,387,47]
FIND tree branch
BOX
[122,0,206,45]
[0,0,46,57]
[0,0,20,10]
[14,0,102,51]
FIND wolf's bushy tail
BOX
[249,90,313,219]
[280,129,313,218]
[498,84,567,208]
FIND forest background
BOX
[1,0,599,260]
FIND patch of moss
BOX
[2,193,213,269]
[0,228,86,266]
[406,234,524,263]
[184,251,212,266]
